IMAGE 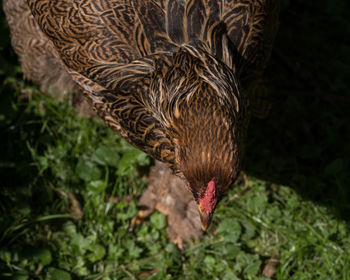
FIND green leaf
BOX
[217,220,242,243]
[46,268,71,280]
[0,250,11,263]
[71,234,91,255]
[117,149,149,176]
[235,252,260,274]
[245,260,262,276]
[107,244,125,261]
[223,271,239,280]
[225,244,241,259]
[33,248,52,265]
[76,159,101,181]
[63,221,77,236]
[150,212,167,230]
[87,244,106,262]
[87,180,107,193]
[203,255,216,271]
[92,146,119,167]
[266,206,282,222]
[241,221,256,240]
[126,240,143,259]
[117,200,137,221]
[247,194,268,214]
[74,256,89,276]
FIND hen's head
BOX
[177,115,242,231]
[161,46,247,230]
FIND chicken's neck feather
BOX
[148,45,247,197]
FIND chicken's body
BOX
[4,0,279,230]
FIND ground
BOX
[0,0,349,279]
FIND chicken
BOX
[3,0,279,231]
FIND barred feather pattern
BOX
[4,0,279,198]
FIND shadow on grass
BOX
[0,83,70,247]
[246,95,350,221]
[245,0,350,221]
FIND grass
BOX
[0,0,349,279]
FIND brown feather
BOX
[4,0,279,224]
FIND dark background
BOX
[246,0,350,221]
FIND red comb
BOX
[199,178,217,212]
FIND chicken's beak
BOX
[198,205,213,231]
